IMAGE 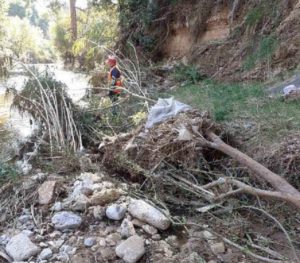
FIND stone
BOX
[21,230,34,237]
[90,189,122,206]
[210,242,225,254]
[106,204,127,221]
[84,237,96,247]
[0,234,10,246]
[128,199,170,230]
[79,172,103,183]
[99,238,106,247]
[202,230,216,240]
[60,245,77,255]
[93,206,106,220]
[120,219,136,238]
[57,252,69,262]
[116,235,145,263]
[48,239,65,252]
[70,180,93,199]
[71,194,90,212]
[49,231,62,239]
[5,233,40,261]
[51,202,63,212]
[151,234,161,241]
[142,224,158,235]
[39,242,49,248]
[51,212,82,230]
[38,248,53,260]
[31,173,48,183]
[38,181,57,205]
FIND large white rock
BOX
[128,199,170,230]
[5,233,40,261]
[38,181,57,205]
[106,204,127,220]
[116,235,145,263]
[51,212,82,230]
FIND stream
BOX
[0,64,92,163]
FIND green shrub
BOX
[244,36,277,70]
[173,64,205,84]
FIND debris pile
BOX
[0,172,231,263]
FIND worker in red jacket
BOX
[106,55,123,115]
[106,55,122,97]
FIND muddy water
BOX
[0,64,92,138]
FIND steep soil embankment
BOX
[125,0,300,81]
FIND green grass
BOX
[168,80,300,144]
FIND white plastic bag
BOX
[145,97,191,129]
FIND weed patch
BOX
[169,80,300,144]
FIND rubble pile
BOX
[0,172,231,263]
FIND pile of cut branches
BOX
[99,106,300,262]
[100,108,300,209]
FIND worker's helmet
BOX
[105,55,117,66]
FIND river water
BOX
[0,63,92,137]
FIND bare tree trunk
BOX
[205,131,300,208]
[70,0,77,41]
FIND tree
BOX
[70,0,77,41]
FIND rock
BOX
[106,204,127,221]
[84,237,96,247]
[38,248,53,260]
[31,173,48,183]
[151,234,161,241]
[210,242,225,254]
[60,245,77,255]
[116,235,145,263]
[0,234,10,246]
[90,189,122,206]
[128,199,170,230]
[5,233,40,261]
[120,219,136,238]
[49,231,62,239]
[79,172,103,183]
[38,181,57,205]
[202,230,216,240]
[93,206,106,220]
[71,194,90,212]
[51,202,64,212]
[21,230,34,237]
[142,224,158,235]
[71,180,93,199]
[39,242,49,248]
[99,238,106,247]
[57,252,69,262]
[48,239,65,252]
[51,212,82,230]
